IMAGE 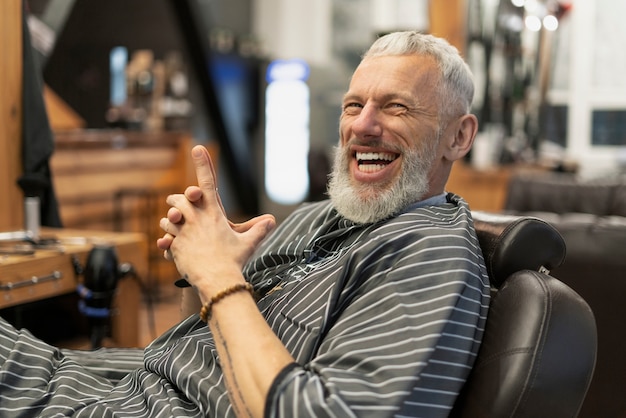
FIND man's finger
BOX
[167,207,183,224]
[191,145,218,195]
[156,233,174,252]
[190,145,228,215]
[184,186,203,203]
[231,214,276,233]
[244,216,277,249]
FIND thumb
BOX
[243,216,277,248]
[231,214,276,233]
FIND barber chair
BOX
[450,212,597,417]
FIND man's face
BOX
[328,54,445,223]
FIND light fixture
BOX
[264,59,311,205]
[543,14,559,31]
[525,14,543,31]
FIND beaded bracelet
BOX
[199,282,254,322]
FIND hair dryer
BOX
[77,245,120,349]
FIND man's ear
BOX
[443,114,478,161]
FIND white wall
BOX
[252,0,333,65]
[558,0,626,176]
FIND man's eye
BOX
[343,103,362,110]
[342,103,362,114]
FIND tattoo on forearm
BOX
[213,320,253,418]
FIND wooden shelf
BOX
[0,227,147,347]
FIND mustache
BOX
[340,137,403,154]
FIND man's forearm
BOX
[208,291,295,418]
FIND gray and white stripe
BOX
[0,195,489,417]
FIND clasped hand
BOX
[156,145,276,295]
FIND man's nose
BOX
[351,104,383,138]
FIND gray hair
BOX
[363,31,475,118]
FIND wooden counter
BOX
[446,161,513,212]
[446,161,546,212]
[0,227,147,348]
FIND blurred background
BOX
[16,0,625,222]
[2,2,626,417]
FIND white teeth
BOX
[358,163,386,172]
[355,152,397,173]
[356,152,396,162]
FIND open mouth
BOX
[356,151,398,173]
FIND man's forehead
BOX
[347,55,440,96]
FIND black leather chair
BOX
[451,212,597,417]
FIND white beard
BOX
[327,140,437,224]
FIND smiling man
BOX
[156,31,489,417]
[0,32,489,418]
[328,48,477,225]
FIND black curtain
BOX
[18,1,62,228]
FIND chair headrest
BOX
[472,211,566,288]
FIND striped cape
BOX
[0,194,490,417]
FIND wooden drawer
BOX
[0,252,78,309]
[0,228,148,347]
